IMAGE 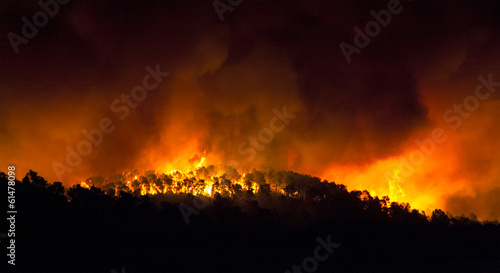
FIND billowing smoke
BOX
[0,0,499,220]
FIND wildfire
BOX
[197,157,206,168]
[76,154,424,215]
[81,181,91,189]
[78,156,271,199]
[388,169,405,203]
[203,184,213,196]
[320,157,438,214]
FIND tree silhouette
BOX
[3,169,498,273]
[431,209,451,225]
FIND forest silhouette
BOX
[1,170,499,273]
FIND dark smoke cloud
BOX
[0,0,499,219]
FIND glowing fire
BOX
[388,169,405,202]
[78,156,269,199]
[77,152,436,216]
[197,157,205,168]
[320,154,441,215]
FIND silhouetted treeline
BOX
[1,170,499,273]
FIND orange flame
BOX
[388,169,405,203]
[197,157,206,168]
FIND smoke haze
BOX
[1,0,499,220]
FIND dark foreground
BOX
[1,170,499,273]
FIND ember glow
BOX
[1,0,500,222]
[77,154,406,210]
[79,156,265,198]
